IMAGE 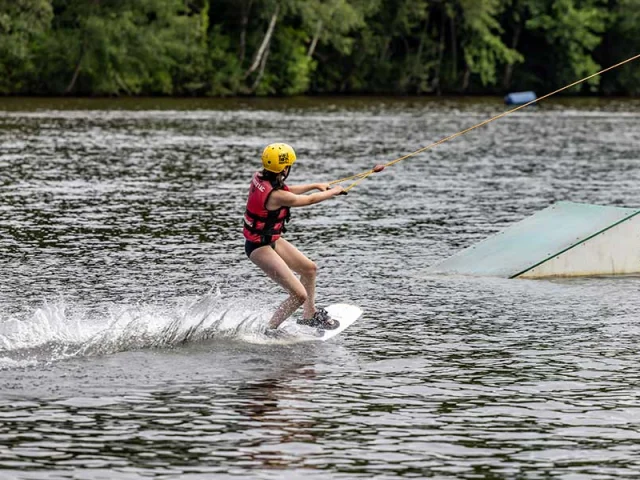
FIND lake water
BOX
[1,96,640,479]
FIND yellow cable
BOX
[330,53,640,190]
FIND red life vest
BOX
[243,172,290,244]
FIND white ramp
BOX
[427,201,640,279]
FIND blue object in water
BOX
[504,91,537,105]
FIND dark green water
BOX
[1,96,640,479]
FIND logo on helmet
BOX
[278,153,289,164]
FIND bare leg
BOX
[274,238,317,319]
[250,245,307,328]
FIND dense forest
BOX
[1,0,638,97]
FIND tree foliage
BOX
[525,0,609,90]
[0,0,637,96]
[0,0,53,93]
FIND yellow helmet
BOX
[262,143,296,173]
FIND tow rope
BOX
[330,53,640,192]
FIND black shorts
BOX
[245,240,276,258]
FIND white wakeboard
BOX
[277,303,362,343]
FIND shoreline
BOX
[1,94,639,112]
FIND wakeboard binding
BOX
[297,308,340,330]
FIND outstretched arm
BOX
[288,183,331,194]
[287,165,384,194]
[268,186,344,209]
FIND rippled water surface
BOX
[1,96,640,479]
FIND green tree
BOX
[457,0,523,90]
[36,0,208,95]
[0,0,637,96]
[279,0,368,94]
[330,0,434,94]
[601,0,640,95]
[0,0,53,93]
[525,0,609,91]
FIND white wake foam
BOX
[0,291,272,369]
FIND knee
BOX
[301,261,317,278]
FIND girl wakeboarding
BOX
[243,143,345,337]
